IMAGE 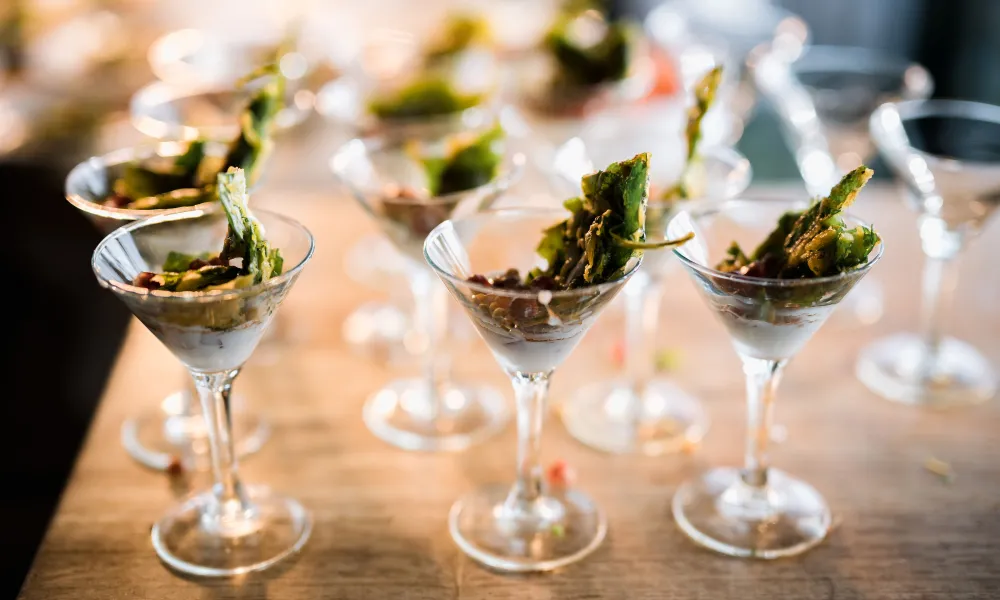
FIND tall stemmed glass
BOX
[667,198,883,558]
[92,206,314,576]
[858,100,1000,407]
[330,129,524,451]
[552,134,751,454]
[66,142,269,471]
[425,208,640,571]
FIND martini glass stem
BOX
[623,272,663,417]
[192,369,256,535]
[917,221,962,374]
[740,357,786,488]
[506,371,551,508]
[410,268,450,420]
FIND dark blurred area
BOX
[2,0,998,595]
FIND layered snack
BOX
[105,66,285,211]
[461,153,689,372]
[128,168,284,371]
[692,166,880,361]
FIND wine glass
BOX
[667,198,883,558]
[330,127,525,451]
[857,100,1000,407]
[92,205,314,576]
[550,131,751,455]
[65,142,270,471]
[424,207,641,571]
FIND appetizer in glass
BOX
[92,168,315,576]
[425,153,689,571]
[332,123,525,451]
[667,167,883,558]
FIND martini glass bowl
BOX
[92,206,315,576]
[667,198,883,558]
[66,142,269,471]
[552,133,751,455]
[425,207,641,571]
[331,127,525,451]
[857,99,1000,407]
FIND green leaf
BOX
[125,187,212,210]
[415,124,505,196]
[368,77,483,120]
[545,11,631,87]
[152,265,241,292]
[173,139,206,173]
[222,65,286,186]
[218,167,281,284]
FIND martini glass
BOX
[330,128,524,451]
[667,198,883,558]
[425,207,640,571]
[857,100,1000,407]
[66,142,269,471]
[552,133,751,454]
[92,206,314,576]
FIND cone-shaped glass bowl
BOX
[857,99,1000,407]
[92,205,315,576]
[553,136,751,454]
[66,143,270,471]
[666,198,883,558]
[425,208,640,572]
[331,129,525,452]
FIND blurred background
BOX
[3,0,998,595]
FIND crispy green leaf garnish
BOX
[218,167,283,284]
[715,166,880,279]
[424,13,492,63]
[124,187,213,211]
[368,77,483,120]
[658,66,723,204]
[411,124,504,196]
[528,153,691,288]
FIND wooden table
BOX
[19,184,1000,599]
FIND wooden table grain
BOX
[20,185,1000,599]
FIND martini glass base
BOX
[121,391,269,471]
[449,483,607,572]
[561,379,708,455]
[363,378,509,452]
[151,484,312,577]
[856,333,997,408]
[341,301,414,364]
[672,467,831,559]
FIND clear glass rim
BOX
[670,197,884,287]
[91,205,315,302]
[65,142,227,222]
[791,45,932,88]
[872,99,1000,167]
[888,98,1000,126]
[423,206,644,300]
[328,134,526,206]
